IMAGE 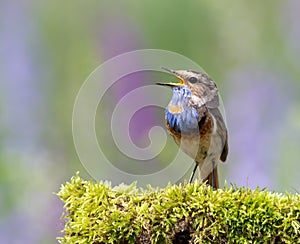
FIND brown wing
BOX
[220,131,228,162]
[207,107,229,162]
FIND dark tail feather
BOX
[204,166,219,189]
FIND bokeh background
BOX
[1,0,300,243]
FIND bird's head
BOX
[157,67,219,108]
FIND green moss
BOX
[57,173,300,243]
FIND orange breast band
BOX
[168,104,183,114]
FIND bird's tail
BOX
[203,166,219,189]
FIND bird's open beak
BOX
[156,67,185,87]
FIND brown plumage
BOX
[158,68,228,189]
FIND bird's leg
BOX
[211,160,216,190]
[189,162,198,183]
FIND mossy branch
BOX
[57,173,300,243]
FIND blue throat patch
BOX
[165,86,199,132]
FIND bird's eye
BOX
[188,77,197,83]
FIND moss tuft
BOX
[57,173,300,243]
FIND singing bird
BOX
[157,68,228,189]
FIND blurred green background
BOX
[1,0,300,242]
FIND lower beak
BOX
[156,82,183,87]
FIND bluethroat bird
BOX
[157,68,228,189]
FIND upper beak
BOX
[156,67,185,87]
